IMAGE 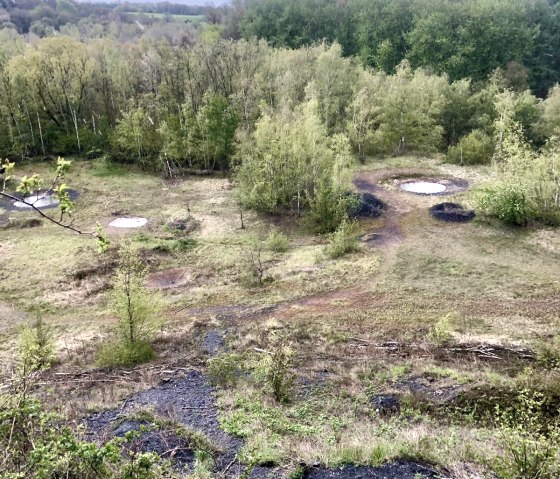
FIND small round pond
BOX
[109,217,148,228]
[400,181,447,195]
[13,193,60,209]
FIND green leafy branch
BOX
[1,157,109,252]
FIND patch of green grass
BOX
[96,339,155,368]
[216,382,499,472]
[90,160,129,177]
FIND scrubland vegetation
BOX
[2,0,560,478]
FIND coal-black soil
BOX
[348,192,386,219]
[86,370,242,473]
[304,461,441,479]
[429,203,475,223]
[202,329,226,356]
[167,216,199,234]
[249,465,285,479]
[371,394,401,416]
[116,420,196,471]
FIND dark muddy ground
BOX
[113,419,196,472]
[86,370,243,474]
[429,203,475,223]
[202,329,226,356]
[304,461,442,479]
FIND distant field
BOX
[124,11,205,21]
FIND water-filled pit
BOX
[13,193,60,209]
[109,217,148,228]
[400,181,447,195]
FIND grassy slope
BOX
[1,156,559,475]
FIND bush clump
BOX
[19,317,57,371]
[447,129,494,165]
[308,176,357,234]
[255,335,294,403]
[494,389,560,479]
[97,340,155,368]
[537,337,560,371]
[476,183,532,226]
[325,219,359,259]
[428,314,453,345]
[266,227,290,253]
[208,352,246,387]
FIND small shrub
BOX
[208,352,246,387]
[0,384,167,478]
[476,183,532,226]
[97,241,163,367]
[494,389,560,479]
[308,176,356,234]
[96,340,155,368]
[325,219,359,259]
[339,445,363,464]
[288,465,305,479]
[447,129,494,165]
[19,317,57,371]
[428,314,453,345]
[266,227,289,253]
[255,335,294,403]
[243,242,272,287]
[369,443,391,467]
[537,338,560,370]
[173,238,197,252]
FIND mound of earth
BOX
[429,203,475,223]
[304,461,440,479]
[112,419,196,471]
[371,394,401,416]
[348,192,386,218]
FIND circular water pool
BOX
[109,217,148,228]
[400,181,447,195]
[13,194,60,209]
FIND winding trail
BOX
[178,167,430,324]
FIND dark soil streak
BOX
[304,461,442,479]
[86,370,242,471]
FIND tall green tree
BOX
[406,0,536,83]
[235,98,354,226]
[372,62,448,155]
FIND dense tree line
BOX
[225,0,560,97]
[1,34,560,170]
